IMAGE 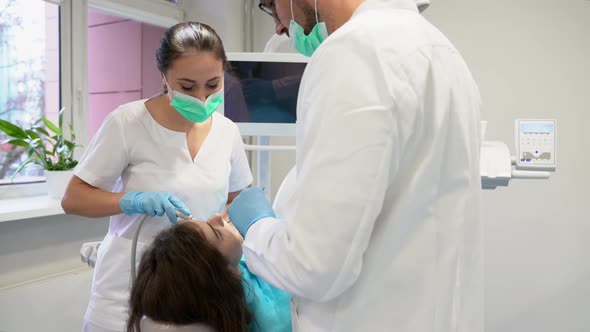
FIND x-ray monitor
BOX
[223,52,308,136]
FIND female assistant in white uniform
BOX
[61,22,252,332]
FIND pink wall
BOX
[141,24,166,99]
[88,20,142,93]
[88,11,123,26]
[88,92,141,136]
[87,10,166,139]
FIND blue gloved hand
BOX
[228,186,276,237]
[119,191,191,224]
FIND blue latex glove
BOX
[119,191,191,224]
[228,187,276,236]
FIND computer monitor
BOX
[222,52,308,136]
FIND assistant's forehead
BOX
[166,51,223,78]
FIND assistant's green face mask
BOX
[167,81,224,123]
[289,0,328,57]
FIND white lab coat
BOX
[264,33,295,53]
[243,0,482,331]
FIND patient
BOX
[127,214,292,332]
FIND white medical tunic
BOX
[243,0,483,331]
[75,100,252,331]
[264,33,295,53]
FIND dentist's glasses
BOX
[258,0,276,18]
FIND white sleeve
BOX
[74,112,129,191]
[228,125,253,192]
[243,42,404,302]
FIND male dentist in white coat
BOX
[229,0,483,331]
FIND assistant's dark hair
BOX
[156,21,228,74]
[126,222,251,332]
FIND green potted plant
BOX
[0,107,80,198]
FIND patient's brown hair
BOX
[126,222,251,332]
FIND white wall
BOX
[422,1,590,331]
[230,0,590,331]
[182,0,245,52]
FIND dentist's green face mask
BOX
[166,80,224,123]
[289,0,328,57]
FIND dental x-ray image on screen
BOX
[224,57,307,124]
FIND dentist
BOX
[229,0,483,331]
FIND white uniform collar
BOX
[352,0,429,18]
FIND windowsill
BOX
[0,195,64,223]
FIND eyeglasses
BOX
[258,1,275,18]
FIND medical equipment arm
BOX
[61,175,125,217]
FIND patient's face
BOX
[185,215,243,268]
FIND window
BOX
[0,0,60,184]
[0,0,181,198]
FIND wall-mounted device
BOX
[515,119,557,171]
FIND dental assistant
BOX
[229,0,483,331]
[61,22,252,332]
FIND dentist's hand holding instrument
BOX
[120,191,191,224]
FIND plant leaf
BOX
[25,129,40,140]
[33,126,50,137]
[58,107,65,132]
[28,148,48,168]
[63,140,75,150]
[28,138,42,149]
[10,158,37,180]
[45,159,54,169]
[68,123,76,142]
[42,116,62,136]
[0,119,28,139]
[3,139,29,147]
[57,145,70,154]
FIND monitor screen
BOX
[223,53,308,136]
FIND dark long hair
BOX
[156,21,228,74]
[126,223,251,332]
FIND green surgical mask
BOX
[289,0,328,57]
[167,84,224,123]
